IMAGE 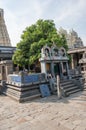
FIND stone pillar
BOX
[57,75,62,99]
[66,62,70,78]
[1,65,6,80]
[60,62,63,79]
[61,62,64,73]
[40,61,47,73]
[51,62,54,77]
[71,54,74,69]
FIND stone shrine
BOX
[39,45,69,80]
[39,45,83,96]
[67,47,86,69]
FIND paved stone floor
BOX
[0,91,86,130]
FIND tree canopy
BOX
[12,19,68,67]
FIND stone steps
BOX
[60,81,72,86]
[63,86,79,92]
[61,83,76,88]
[67,89,81,96]
[83,82,86,90]
[60,79,82,97]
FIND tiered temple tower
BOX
[58,27,83,49]
[0,8,11,46]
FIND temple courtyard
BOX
[0,91,86,130]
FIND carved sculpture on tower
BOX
[0,8,11,46]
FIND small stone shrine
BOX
[39,45,83,96]
[39,45,69,79]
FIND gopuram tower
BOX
[0,8,11,46]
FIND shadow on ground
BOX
[1,90,86,105]
[22,91,86,104]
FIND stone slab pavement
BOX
[0,91,86,130]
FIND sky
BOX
[0,0,86,47]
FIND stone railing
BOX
[71,78,84,91]
[69,68,81,76]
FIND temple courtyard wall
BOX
[0,91,86,130]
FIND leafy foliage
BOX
[12,19,68,66]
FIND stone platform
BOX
[2,73,50,102]
[0,91,86,130]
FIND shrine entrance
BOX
[45,62,62,78]
[54,63,61,77]
[39,45,69,80]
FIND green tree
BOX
[12,19,68,67]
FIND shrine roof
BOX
[0,46,16,53]
[67,46,86,54]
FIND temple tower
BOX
[0,8,11,46]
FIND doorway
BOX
[54,63,61,77]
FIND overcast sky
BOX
[0,0,86,46]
